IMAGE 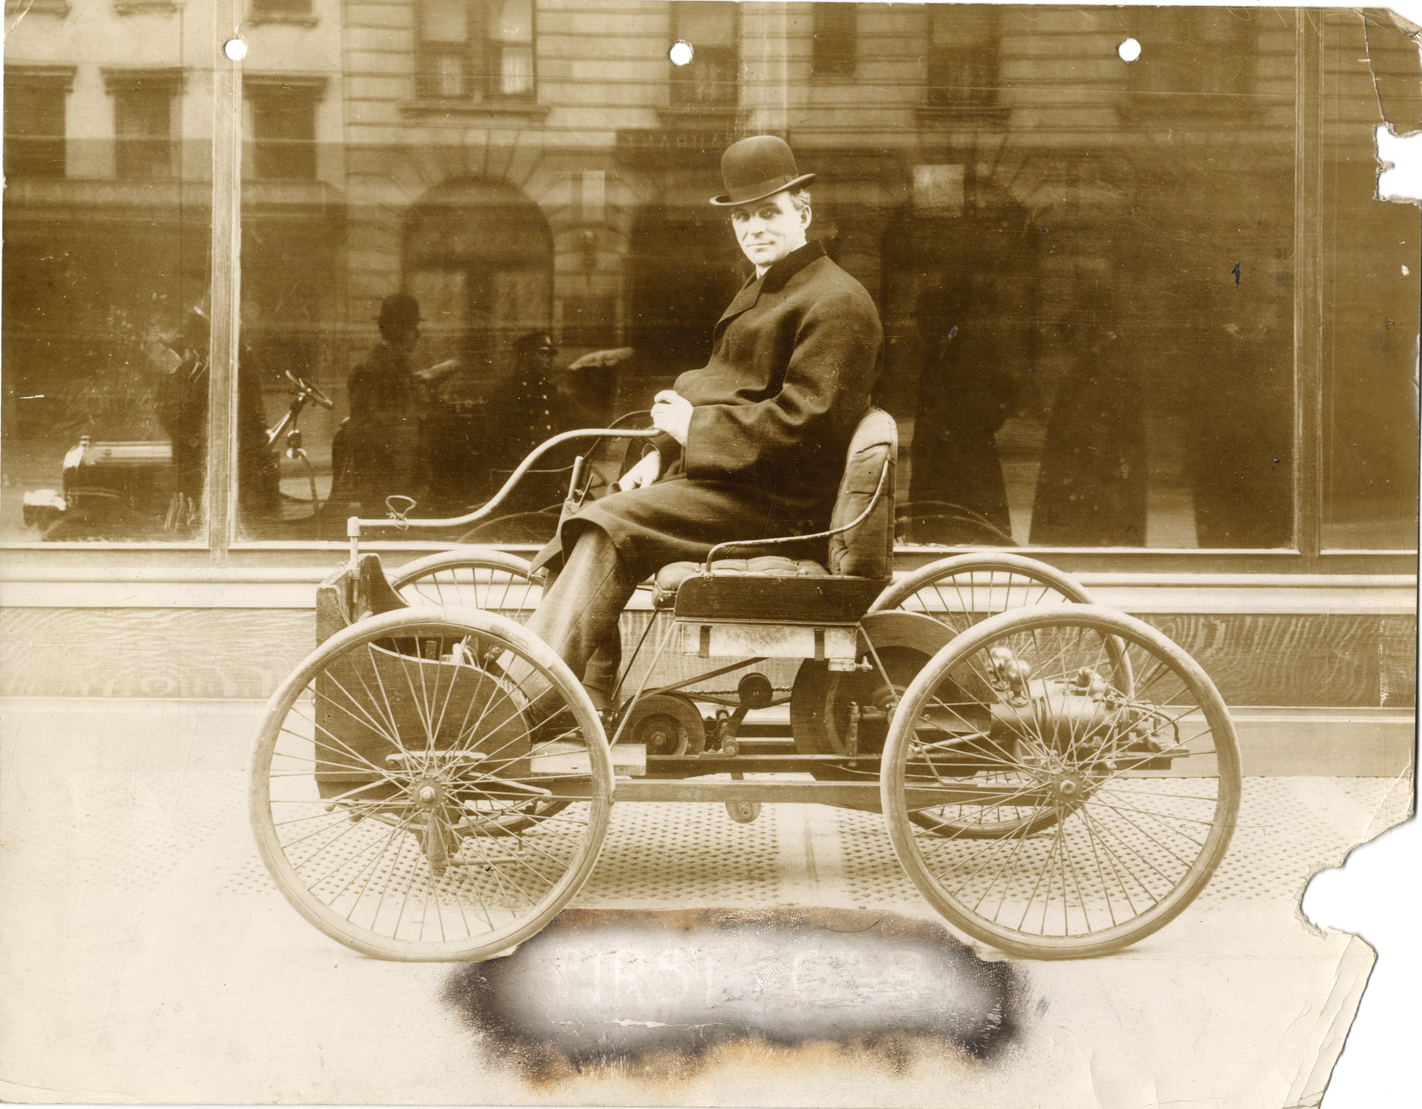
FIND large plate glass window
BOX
[2,8,215,543]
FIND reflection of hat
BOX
[514,330,557,355]
[375,293,422,329]
[710,135,815,207]
[179,304,211,341]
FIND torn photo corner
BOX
[0,2,1416,1106]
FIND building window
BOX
[113,1,179,14]
[104,70,183,180]
[3,66,74,178]
[245,77,325,180]
[671,1,738,108]
[1127,8,1259,112]
[926,5,999,107]
[812,3,856,77]
[251,0,312,17]
[416,0,535,101]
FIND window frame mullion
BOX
[1293,9,1324,562]
[207,2,243,560]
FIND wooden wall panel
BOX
[1378,616,1418,709]
[1,609,316,699]
[2,606,1414,711]
[1144,614,1386,708]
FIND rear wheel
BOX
[390,549,542,621]
[870,552,1097,636]
[250,607,611,961]
[880,605,1240,958]
[871,554,1130,837]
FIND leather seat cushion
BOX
[652,555,830,607]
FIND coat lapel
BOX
[713,241,828,335]
[715,273,764,329]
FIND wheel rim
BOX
[250,609,610,960]
[870,556,1130,834]
[390,550,542,620]
[869,553,1097,639]
[881,606,1240,958]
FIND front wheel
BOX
[880,606,1240,959]
[250,607,611,961]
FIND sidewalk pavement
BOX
[0,697,1411,1107]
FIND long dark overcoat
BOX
[345,341,424,504]
[537,240,883,579]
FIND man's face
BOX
[520,343,556,375]
[731,191,810,272]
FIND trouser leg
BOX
[581,639,622,707]
[523,527,636,698]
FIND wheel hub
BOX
[1047,769,1091,805]
[412,777,445,809]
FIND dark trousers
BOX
[525,526,636,699]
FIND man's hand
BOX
[651,390,693,446]
[413,359,458,384]
[615,450,661,492]
[567,347,634,371]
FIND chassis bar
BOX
[532,777,1055,807]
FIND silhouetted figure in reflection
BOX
[909,278,1015,539]
[157,305,278,526]
[340,293,455,516]
[1183,279,1291,548]
[484,331,590,514]
[1030,290,1146,546]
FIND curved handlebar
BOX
[346,426,663,556]
[286,371,335,410]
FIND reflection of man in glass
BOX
[484,331,583,511]
[158,304,277,524]
[1030,285,1145,546]
[513,136,883,711]
[908,277,1015,540]
[344,293,454,512]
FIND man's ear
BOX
[800,205,812,231]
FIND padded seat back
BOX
[826,406,897,579]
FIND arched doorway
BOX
[403,177,553,394]
[400,178,553,511]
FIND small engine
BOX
[983,646,1185,771]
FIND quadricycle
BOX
[249,409,1240,961]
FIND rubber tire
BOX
[250,606,611,961]
[880,605,1240,959]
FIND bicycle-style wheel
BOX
[881,605,1239,959]
[389,549,543,621]
[869,552,1097,634]
[250,607,611,961]
[870,554,1131,837]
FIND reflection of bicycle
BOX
[264,372,335,519]
[22,370,334,539]
[250,411,1241,964]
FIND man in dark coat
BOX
[483,330,590,514]
[342,293,455,513]
[521,136,883,708]
[158,304,278,528]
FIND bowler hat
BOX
[514,330,557,355]
[375,293,422,329]
[710,135,815,206]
